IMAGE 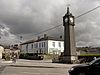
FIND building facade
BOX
[20,36,64,54]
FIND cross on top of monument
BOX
[67,7,69,14]
[66,4,70,14]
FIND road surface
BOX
[0,59,78,75]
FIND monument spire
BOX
[67,7,70,14]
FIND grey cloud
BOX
[0,0,100,46]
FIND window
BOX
[39,43,41,48]
[26,44,28,49]
[42,42,43,47]
[35,43,38,48]
[59,42,61,47]
[52,42,55,47]
[40,49,41,53]
[34,44,36,48]
[31,44,33,49]
[26,44,28,52]
[44,42,45,47]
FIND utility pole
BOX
[19,36,23,53]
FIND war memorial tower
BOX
[63,7,77,63]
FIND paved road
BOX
[0,59,78,75]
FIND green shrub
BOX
[19,53,43,60]
[4,53,11,61]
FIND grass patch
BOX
[79,54,100,56]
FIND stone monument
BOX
[63,7,77,63]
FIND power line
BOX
[18,5,100,39]
[75,6,100,18]
[33,5,100,36]
[34,24,62,36]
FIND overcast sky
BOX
[0,0,100,47]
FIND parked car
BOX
[69,58,100,75]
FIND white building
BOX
[20,36,64,54]
[0,46,4,59]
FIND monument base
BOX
[59,55,78,64]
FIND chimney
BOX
[60,36,62,39]
[38,36,40,40]
[44,34,47,38]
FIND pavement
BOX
[0,59,79,75]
